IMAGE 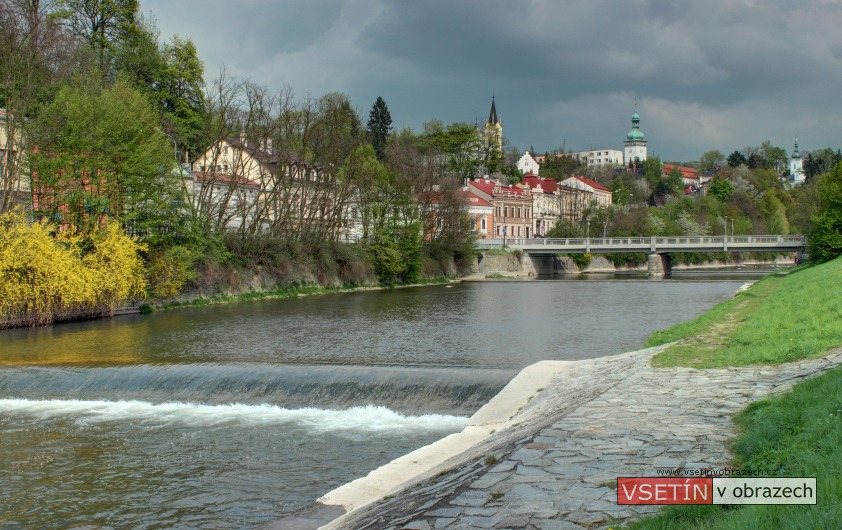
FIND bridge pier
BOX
[648,253,672,276]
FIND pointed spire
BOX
[488,96,499,125]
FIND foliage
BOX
[366,96,392,161]
[54,0,139,70]
[145,245,197,299]
[0,212,146,326]
[810,162,842,262]
[570,252,592,270]
[727,150,747,167]
[27,80,184,243]
[538,152,585,181]
[421,120,485,181]
[708,178,735,202]
[698,149,725,173]
[0,0,80,214]
[803,147,842,182]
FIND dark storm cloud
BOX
[142,0,842,161]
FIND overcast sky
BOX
[139,0,842,163]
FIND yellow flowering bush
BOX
[0,212,147,326]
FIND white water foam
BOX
[0,398,467,434]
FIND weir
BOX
[0,364,514,416]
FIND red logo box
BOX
[617,477,713,505]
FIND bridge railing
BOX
[475,235,805,251]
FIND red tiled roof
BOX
[573,176,611,192]
[193,171,260,188]
[468,178,526,197]
[458,190,493,207]
[663,163,699,179]
[521,174,559,193]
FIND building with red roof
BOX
[458,189,494,238]
[468,178,533,238]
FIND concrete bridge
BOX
[476,234,806,275]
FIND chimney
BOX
[240,130,247,145]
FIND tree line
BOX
[0,0,478,327]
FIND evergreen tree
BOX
[366,96,392,161]
[727,150,747,167]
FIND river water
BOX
[0,271,771,527]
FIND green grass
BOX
[623,364,842,530]
[648,258,842,367]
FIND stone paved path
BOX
[323,347,842,530]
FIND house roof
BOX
[573,175,611,193]
[458,190,493,207]
[663,163,699,179]
[521,174,560,193]
[469,178,526,198]
[193,171,260,188]
[224,136,317,170]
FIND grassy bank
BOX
[647,257,842,368]
[625,256,842,529]
[146,276,454,313]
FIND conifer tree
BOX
[366,96,392,161]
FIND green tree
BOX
[539,152,585,180]
[708,178,735,202]
[727,150,747,167]
[27,81,183,243]
[366,96,392,161]
[699,150,725,173]
[810,162,842,262]
[54,0,139,70]
[0,0,79,213]
[803,148,842,181]
[422,120,484,182]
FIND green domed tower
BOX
[624,105,648,166]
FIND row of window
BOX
[494,205,530,218]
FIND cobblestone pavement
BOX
[325,347,842,530]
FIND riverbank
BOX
[267,257,842,529]
[304,345,842,530]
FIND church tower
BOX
[623,105,648,167]
[484,96,503,153]
[790,137,805,183]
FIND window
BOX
[517,207,522,218]
[481,216,487,231]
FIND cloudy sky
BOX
[139,0,842,163]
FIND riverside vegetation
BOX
[1,2,842,328]
[622,256,842,529]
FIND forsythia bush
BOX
[0,212,147,326]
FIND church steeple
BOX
[483,96,503,156]
[623,103,648,166]
[790,136,805,183]
[488,96,499,126]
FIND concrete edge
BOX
[314,346,666,529]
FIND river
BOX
[0,271,773,527]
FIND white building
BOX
[623,106,648,166]
[516,151,541,174]
[568,149,624,167]
[790,138,805,184]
